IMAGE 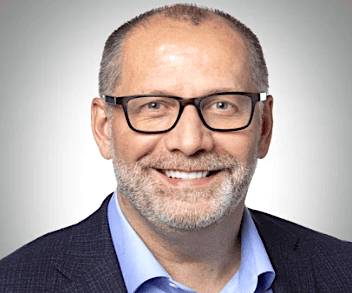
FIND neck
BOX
[118,193,245,292]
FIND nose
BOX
[164,105,214,156]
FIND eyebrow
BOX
[145,88,241,98]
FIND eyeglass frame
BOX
[102,91,267,134]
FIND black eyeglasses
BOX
[103,92,267,134]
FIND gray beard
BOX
[112,151,257,232]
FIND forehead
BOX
[117,16,251,95]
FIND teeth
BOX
[164,170,209,179]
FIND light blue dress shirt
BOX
[108,192,275,293]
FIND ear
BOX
[258,95,273,159]
[91,97,112,160]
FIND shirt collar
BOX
[237,208,276,292]
[108,192,275,293]
[108,192,170,293]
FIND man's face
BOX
[102,18,271,231]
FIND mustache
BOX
[136,152,240,171]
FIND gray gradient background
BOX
[0,0,351,258]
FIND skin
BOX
[91,16,273,293]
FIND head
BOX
[91,4,273,232]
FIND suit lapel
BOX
[251,209,316,293]
[54,194,127,292]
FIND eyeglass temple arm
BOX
[259,92,267,101]
[103,95,122,105]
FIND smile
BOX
[163,170,209,179]
[156,169,222,181]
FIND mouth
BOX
[160,169,221,179]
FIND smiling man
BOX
[1,4,352,293]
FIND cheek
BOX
[111,113,162,163]
[213,129,259,162]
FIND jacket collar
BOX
[54,193,127,292]
[250,209,316,293]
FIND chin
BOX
[138,190,244,232]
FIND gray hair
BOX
[99,4,269,97]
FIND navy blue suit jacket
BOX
[1,194,352,292]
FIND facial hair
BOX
[112,150,258,232]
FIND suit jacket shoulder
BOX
[0,194,127,293]
[0,223,69,292]
[250,209,352,292]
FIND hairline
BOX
[135,16,255,85]
[99,9,268,97]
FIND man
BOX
[0,3,351,293]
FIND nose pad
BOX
[164,105,214,156]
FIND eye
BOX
[210,101,235,111]
[128,96,179,115]
[147,102,161,109]
[215,101,230,110]
[202,96,240,116]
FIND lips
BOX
[156,169,222,180]
[163,170,209,179]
